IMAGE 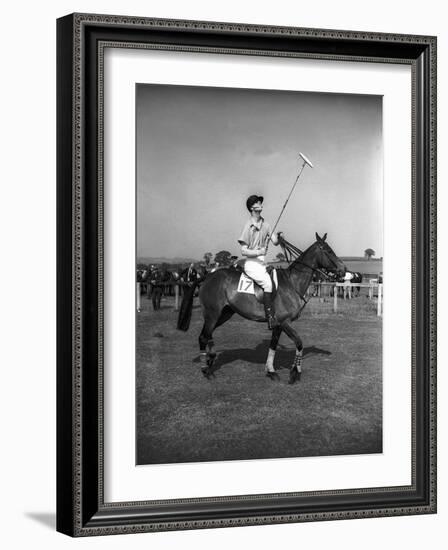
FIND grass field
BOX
[136,294,382,465]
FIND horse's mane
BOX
[287,241,317,273]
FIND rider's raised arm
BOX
[267,224,282,246]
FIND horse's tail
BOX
[177,282,198,331]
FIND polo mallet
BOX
[266,152,314,253]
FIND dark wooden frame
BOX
[57,13,437,536]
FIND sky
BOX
[136,84,383,262]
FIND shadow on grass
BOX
[193,340,331,373]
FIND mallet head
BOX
[299,152,314,168]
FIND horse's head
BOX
[312,232,346,278]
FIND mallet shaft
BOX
[266,153,313,253]
[270,162,306,238]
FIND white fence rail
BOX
[306,282,383,316]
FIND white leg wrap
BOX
[295,349,303,373]
[265,348,276,372]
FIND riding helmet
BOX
[246,195,264,211]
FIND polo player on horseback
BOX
[238,195,282,330]
[177,153,346,383]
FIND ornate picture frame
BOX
[57,13,436,536]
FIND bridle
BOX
[280,237,339,281]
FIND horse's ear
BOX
[315,232,321,241]
[323,232,327,241]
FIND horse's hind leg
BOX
[209,306,234,359]
[199,307,234,377]
[281,321,303,385]
[199,320,214,369]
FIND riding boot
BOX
[263,292,278,330]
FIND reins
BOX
[279,237,333,280]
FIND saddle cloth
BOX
[237,269,278,296]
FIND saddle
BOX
[237,265,278,302]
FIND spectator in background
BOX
[180,263,198,285]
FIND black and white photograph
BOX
[1,0,443,544]
[136,83,383,465]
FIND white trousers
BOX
[244,258,272,292]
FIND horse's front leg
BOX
[265,326,282,381]
[281,321,303,385]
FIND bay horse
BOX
[177,233,346,384]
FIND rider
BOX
[238,195,281,330]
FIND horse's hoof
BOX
[201,367,215,379]
[206,352,217,367]
[266,371,280,381]
[288,370,300,384]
